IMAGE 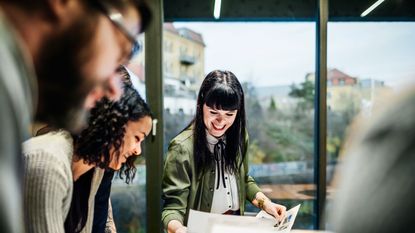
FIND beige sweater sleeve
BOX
[81,168,105,233]
[105,200,117,233]
[23,151,72,233]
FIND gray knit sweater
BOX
[23,130,74,233]
[23,130,107,233]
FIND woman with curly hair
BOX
[23,66,152,233]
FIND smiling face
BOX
[108,116,152,170]
[203,104,238,138]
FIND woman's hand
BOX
[168,220,187,233]
[175,226,187,233]
[263,200,287,223]
[254,192,287,223]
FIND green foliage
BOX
[326,101,360,161]
[269,97,277,111]
[327,136,341,162]
[243,81,314,165]
[247,140,266,164]
[244,78,359,164]
[289,80,315,110]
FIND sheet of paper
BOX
[187,204,301,233]
[256,204,301,232]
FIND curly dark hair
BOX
[74,72,152,184]
[65,66,151,233]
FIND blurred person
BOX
[328,88,415,233]
[24,72,153,233]
[0,1,151,232]
[162,70,287,233]
[1,0,152,132]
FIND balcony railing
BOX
[179,54,196,65]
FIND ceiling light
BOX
[214,0,222,19]
[361,0,386,17]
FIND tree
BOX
[289,80,314,110]
[269,96,277,111]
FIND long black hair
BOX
[64,66,152,233]
[193,70,246,176]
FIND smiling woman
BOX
[67,66,153,233]
[162,70,287,233]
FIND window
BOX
[163,22,317,229]
[325,22,415,227]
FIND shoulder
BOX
[171,127,193,145]
[23,130,73,160]
[22,131,74,231]
[169,127,193,152]
[165,127,194,164]
[23,130,73,179]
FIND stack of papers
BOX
[187,204,301,233]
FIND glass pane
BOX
[326,22,415,227]
[163,22,316,229]
[111,35,147,233]
[163,23,202,152]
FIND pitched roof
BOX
[177,28,205,46]
[328,68,353,80]
[163,22,178,33]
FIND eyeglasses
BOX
[93,1,142,59]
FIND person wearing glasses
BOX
[0,1,151,232]
[162,70,287,233]
[23,67,153,233]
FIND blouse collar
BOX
[206,131,226,152]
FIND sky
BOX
[174,22,415,88]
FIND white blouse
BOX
[206,132,240,214]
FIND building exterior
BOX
[163,23,205,115]
[325,69,361,112]
[327,68,358,87]
[164,78,196,115]
[306,69,391,112]
[164,23,205,92]
[124,23,205,116]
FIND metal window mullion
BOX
[145,0,164,232]
[314,0,328,229]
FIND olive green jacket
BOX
[161,127,261,228]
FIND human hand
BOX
[264,201,287,223]
[175,226,187,233]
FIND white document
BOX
[187,204,301,233]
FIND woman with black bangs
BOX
[23,66,152,233]
[162,70,287,233]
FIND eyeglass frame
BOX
[93,1,142,59]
